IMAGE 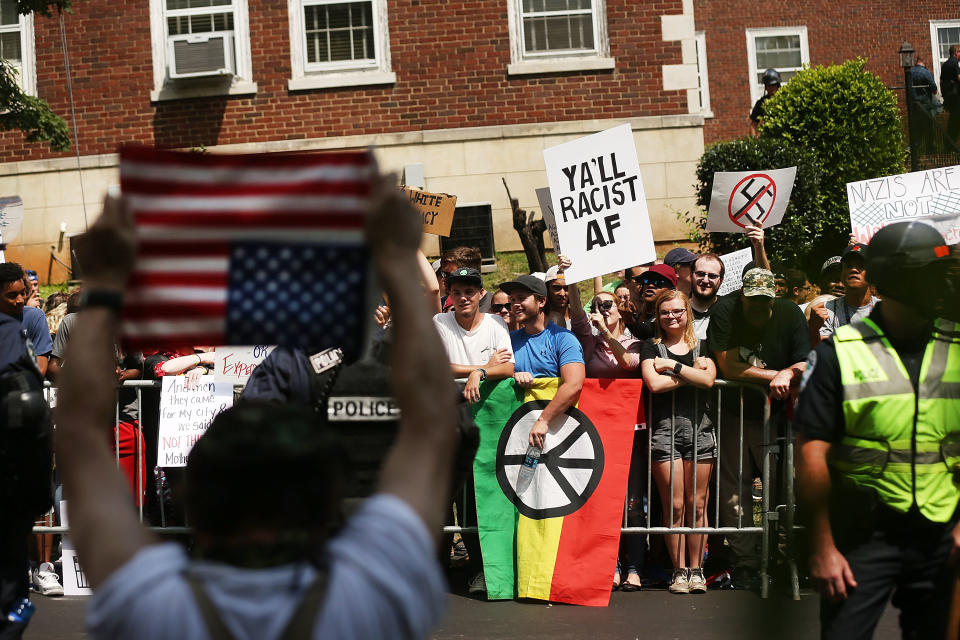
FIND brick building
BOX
[0,0,710,281]
[694,0,960,144]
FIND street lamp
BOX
[900,40,918,171]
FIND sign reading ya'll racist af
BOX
[543,124,654,283]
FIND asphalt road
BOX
[24,585,901,639]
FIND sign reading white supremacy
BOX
[543,124,655,283]
[846,166,960,245]
[716,247,753,297]
[706,168,797,233]
[157,376,234,467]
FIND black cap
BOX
[842,243,868,262]
[664,247,697,267]
[499,274,547,297]
[444,267,483,287]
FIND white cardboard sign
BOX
[60,501,92,596]
[716,247,753,297]
[543,124,654,283]
[707,168,797,233]
[157,376,234,467]
[213,345,275,385]
[846,166,960,244]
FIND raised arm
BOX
[745,223,771,271]
[416,249,442,315]
[372,176,459,544]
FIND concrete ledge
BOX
[507,56,615,76]
[149,80,257,103]
[288,71,396,92]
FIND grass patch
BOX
[39,283,71,300]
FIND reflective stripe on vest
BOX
[830,318,960,522]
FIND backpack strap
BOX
[692,338,700,361]
[655,342,668,359]
[184,573,236,640]
[278,570,329,640]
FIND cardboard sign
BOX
[60,501,92,596]
[716,247,753,296]
[543,124,654,284]
[707,168,797,233]
[403,186,457,236]
[535,187,562,252]
[846,166,960,244]
[157,376,234,467]
[213,345,275,384]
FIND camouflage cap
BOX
[742,268,776,297]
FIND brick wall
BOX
[1,0,690,162]
[695,0,957,144]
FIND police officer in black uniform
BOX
[749,68,781,137]
[0,262,53,639]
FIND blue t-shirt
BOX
[510,322,584,378]
[22,306,52,357]
[0,311,30,368]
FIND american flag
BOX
[119,146,375,358]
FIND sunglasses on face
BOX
[491,303,510,312]
[640,277,670,288]
[694,270,721,281]
[590,300,615,313]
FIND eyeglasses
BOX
[694,270,721,281]
[590,300,615,313]
[658,308,686,318]
[491,303,510,312]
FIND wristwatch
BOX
[673,362,683,375]
[474,368,487,381]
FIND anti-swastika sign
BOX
[495,400,604,520]
[707,167,797,233]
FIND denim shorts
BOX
[650,412,716,462]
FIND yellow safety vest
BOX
[829,317,960,523]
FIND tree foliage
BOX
[0,0,73,151]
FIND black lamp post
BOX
[900,40,918,171]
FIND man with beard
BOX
[544,265,571,329]
[690,253,725,341]
[814,244,879,343]
[706,268,810,589]
[625,264,677,340]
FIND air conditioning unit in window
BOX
[167,33,235,79]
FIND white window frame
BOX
[506,0,614,76]
[149,0,256,102]
[745,26,808,105]
[0,7,35,96]
[288,0,395,91]
[694,31,711,118]
[930,20,960,70]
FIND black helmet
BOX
[762,68,781,87]
[865,221,950,307]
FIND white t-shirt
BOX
[819,295,881,338]
[433,311,514,366]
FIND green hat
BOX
[742,268,776,297]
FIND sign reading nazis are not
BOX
[707,167,797,233]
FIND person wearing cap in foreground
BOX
[795,221,960,639]
[706,267,810,589]
[54,176,459,639]
[812,243,879,344]
[664,247,698,297]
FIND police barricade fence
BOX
[34,377,798,599]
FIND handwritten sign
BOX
[846,166,960,244]
[543,124,654,284]
[60,501,92,596]
[157,376,234,467]
[716,247,753,296]
[707,168,796,233]
[213,345,275,384]
[402,186,457,236]
[535,187,562,252]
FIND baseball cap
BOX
[638,264,679,288]
[742,268,776,297]
[544,265,566,284]
[841,243,868,262]
[444,267,482,287]
[820,256,841,273]
[499,274,548,297]
[664,247,697,267]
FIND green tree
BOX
[0,0,72,151]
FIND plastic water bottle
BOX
[6,598,35,623]
[516,445,541,494]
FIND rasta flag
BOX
[471,377,643,606]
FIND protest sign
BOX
[213,345,275,385]
[0,196,24,262]
[543,124,654,284]
[60,501,92,596]
[157,376,234,467]
[707,168,796,233]
[402,186,457,236]
[716,247,753,297]
[535,187,562,252]
[846,166,960,244]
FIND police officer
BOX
[795,221,959,639]
[749,68,781,137]
[0,262,53,639]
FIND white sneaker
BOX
[32,562,64,597]
[467,571,487,596]
[668,568,690,594]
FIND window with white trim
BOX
[507,0,613,76]
[149,0,256,102]
[288,0,394,90]
[695,31,711,117]
[745,26,808,105]
[0,0,35,96]
[930,20,960,69]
